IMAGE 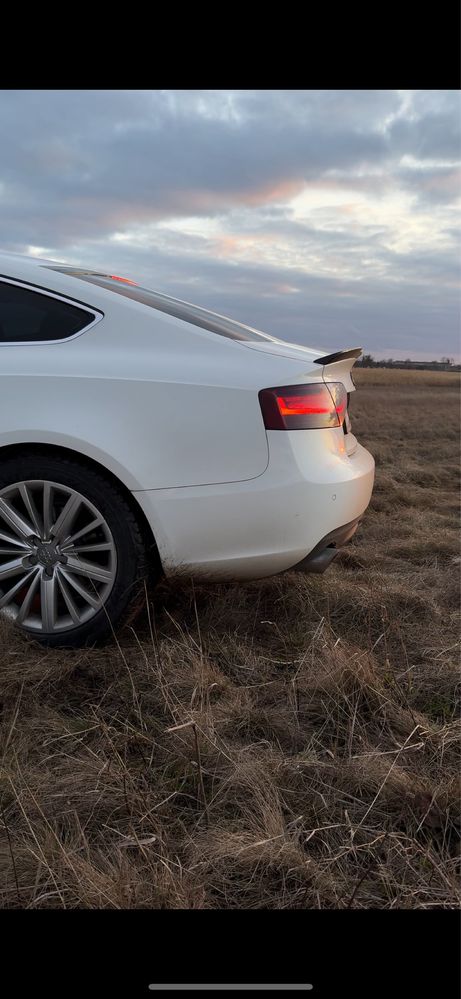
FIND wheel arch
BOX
[0,441,162,574]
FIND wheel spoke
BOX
[42,482,53,541]
[64,555,113,584]
[58,566,102,610]
[63,515,104,548]
[16,570,41,624]
[70,541,113,554]
[50,492,82,543]
[0,568,38,609]
[0,497,35,542]
[0,556,27,582]
[19,483,43,537]
[40,573,57,632]
[0,529,31,551]
[55,569,83,625]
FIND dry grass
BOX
[0,369,459,909]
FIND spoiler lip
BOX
[313,347,362,365]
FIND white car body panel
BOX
[0,252,375,581]
[243,340,358,393]
[135,433,375,578]
[0,345,272,489]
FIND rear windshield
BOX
[44,267,276,343]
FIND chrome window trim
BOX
[0,275,104,346]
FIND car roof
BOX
[0,251,280,344]
[0,250,144,309]
[0,250,63,267]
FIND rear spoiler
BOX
[314,347,362,365]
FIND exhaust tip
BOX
[295,544,339,574]
[290,517,361,574]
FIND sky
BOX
[1,89,460,360]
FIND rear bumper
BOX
[133,433,375,581]
[291,517,360,573]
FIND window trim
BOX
[0,275,104,346]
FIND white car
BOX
[0,252,375,647]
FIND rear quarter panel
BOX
[0,307,270,489]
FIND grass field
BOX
[0,369,459,909]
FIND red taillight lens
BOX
[259,382,347,430]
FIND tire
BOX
[0,452,156,647]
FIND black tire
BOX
[0,452,158,647]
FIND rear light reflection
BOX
[259,382,347,430]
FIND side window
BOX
[0,281,94,343]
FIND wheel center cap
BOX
[36,542,59,568]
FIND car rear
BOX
[250,342,374,573]
[133,337,374,582]
[33,261,374,579]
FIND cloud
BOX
[0,89,459,358]
[388,110,461,162]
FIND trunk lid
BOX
[243,340,361,393]
[245,340,362,455]
[242,338,322,364]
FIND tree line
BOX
[357,354,460,371]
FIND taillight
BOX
[259,382,347,430]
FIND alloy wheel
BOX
[0,479,117,633]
